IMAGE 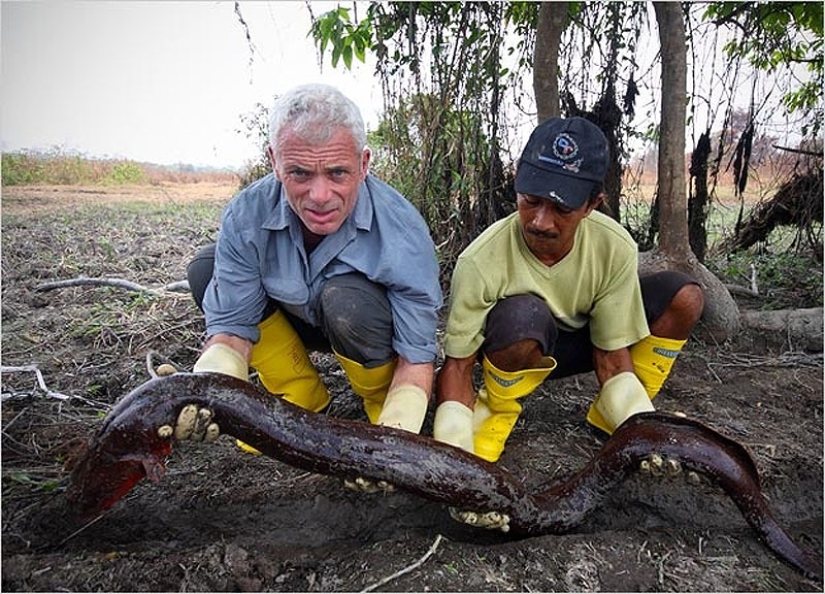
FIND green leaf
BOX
[343,45,353,69]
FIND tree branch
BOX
[0,365,108,409]
[360,534,443,592]
[772,144,823,157]
[35,277,190,295]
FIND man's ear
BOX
[268,146,280,180]
[585,192,605,215]
[361,148,371,178]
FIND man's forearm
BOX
[592,346,635,386]
[435,355,477,407]
[390,356,434,396]
[203,333,254,363]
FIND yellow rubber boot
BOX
[334,352,396,423]
[630,335,687,399]
[238,311,331,455]
[473,355,557,462]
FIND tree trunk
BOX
[651,2,740,341]
[533,2,568,123]
[655,2,690,262]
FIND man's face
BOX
[516,192,600,265]
[271,126,370,236]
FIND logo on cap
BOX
[553,133,578,159]
[548,190,568,205]
[537,132,582,173]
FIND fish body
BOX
[66,373,822,580]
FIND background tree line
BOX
[237,1,822,340]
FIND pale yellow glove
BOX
[157,343,248,443]
[343,477,395,494]
[156,404,220,443]
[193,343,249,382]
[172,404,220,442]
[433,400,474,453]
[376,385,429,433]
[449,507,511,533]
[435,401,508,530]
[593,371,655,432]
[592,372,690,477]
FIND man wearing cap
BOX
[433,116,705,468]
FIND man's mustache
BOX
[525,227,559,239]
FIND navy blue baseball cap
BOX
[515,117,609,209]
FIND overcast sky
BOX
[1,1,382,169]
[2,2,808,171]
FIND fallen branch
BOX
[35,277,190,295]
[1,365,71,401]
[711,350,823,369]
[724,283,759,298]
[0,365,108,409]
[360,534,443,593]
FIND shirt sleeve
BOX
[202,207,268,343]
[384,214,443,364]
[587,247,649,351]
[442,256,492,359]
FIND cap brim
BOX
[514,161,595,209]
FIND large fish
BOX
[65,373,822,580]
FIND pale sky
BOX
[1,1,382,169]
[2,2,806,171]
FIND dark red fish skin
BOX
[65,386,174,516]
[66,373,822,581]
[530,414,822,580]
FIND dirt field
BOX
[2,184,822,592]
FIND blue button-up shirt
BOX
[202,173,443,364]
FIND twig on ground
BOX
[1,365,71,401]
[713,351,822,369]
[0,365,108,409]
[724,283,760,298]
[54,513,107,548]
[360,534,444,593]
[35,277,190,295]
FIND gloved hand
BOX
[376,385,429,433]
[640,452,680,476]
[449,507,510,533]
[638,451,702,484]
[433,400,475,453]
[343,477,395,494]
[157,404,220,442]
[193,343,249,381]
[344,385,429,494]
[588,371,655,435]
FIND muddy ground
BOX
[1,184,823,592]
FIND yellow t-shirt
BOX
[444,210,649,358]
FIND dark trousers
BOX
[482,271,698,378]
